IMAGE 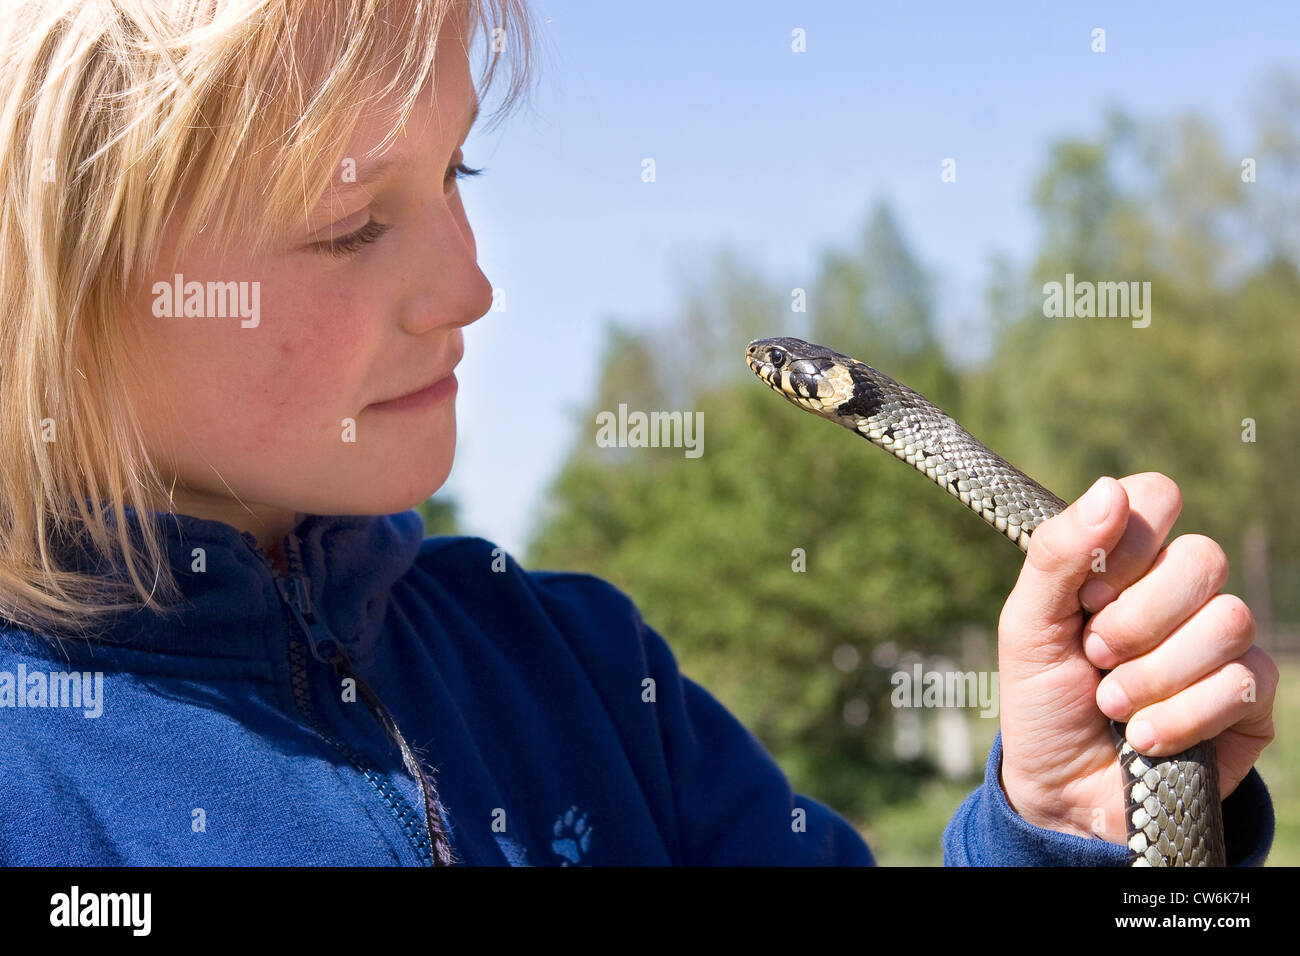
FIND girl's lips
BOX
[368,372,458,411]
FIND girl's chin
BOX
[364,450,456,513]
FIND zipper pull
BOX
[267,532,456,865]
[276,572,342,665]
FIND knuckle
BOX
[1220,658,1257,695]
[1176,533,1229,591]
[1265,653,1281,692]
[1245,645,1280,694]
[1208,593,1255,650]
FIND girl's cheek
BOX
[150,262,375,452]
[243,300,372,424]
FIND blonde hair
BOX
[0,0,536,637]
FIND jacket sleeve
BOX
[528,566,874,865]
[638,619,877,865]
[942,731,1275,865]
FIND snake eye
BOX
[767,347,787,368]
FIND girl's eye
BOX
[447,161,483,187]
[314,162,483,259]
[316,217,391,259]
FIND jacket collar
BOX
[50,508,425,661]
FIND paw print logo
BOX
[550,805,593,866]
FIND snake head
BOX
[746,337,857,418]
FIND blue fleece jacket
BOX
[0,509,1274,865]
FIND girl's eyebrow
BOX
[337,98,480,196]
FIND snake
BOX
[745,336,1225,867]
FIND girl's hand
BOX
[995,472,1278,845]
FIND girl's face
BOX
[122,27,490,548]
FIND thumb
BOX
[1000,476,1129,648]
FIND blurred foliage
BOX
[416,496,460,537]
[524,81,1300,855]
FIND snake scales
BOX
[745,336,1225,867]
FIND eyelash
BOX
[316,161,484,258]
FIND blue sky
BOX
[446,0,1298,556]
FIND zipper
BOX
[243,530,456,866]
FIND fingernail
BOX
[1126,719,1156,752]
[1080,578,1116,612]
[1077,477,1113,526]
[1083,630,1116,667]
[1098,681,1130,718]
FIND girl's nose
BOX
[401,206,493,336]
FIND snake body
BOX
[745,336,1225,867]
